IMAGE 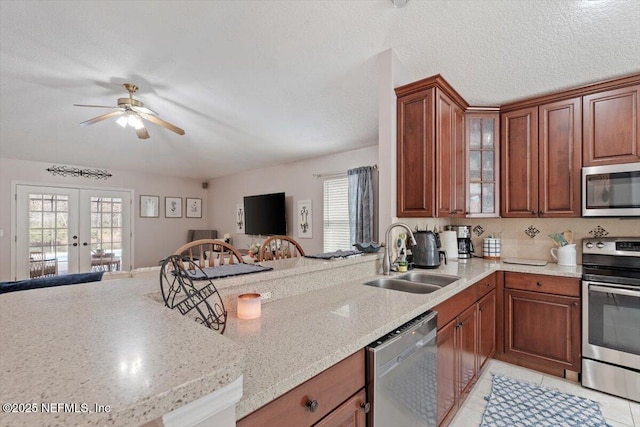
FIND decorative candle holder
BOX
[237,293,261,319]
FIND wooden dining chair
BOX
[174,239,245,269]
[258,236,305,262]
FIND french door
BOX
[15,185,132,280]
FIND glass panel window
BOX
[90,196,123,272]
[27,194,68,277]
[323,177,350,252]
[469,151,481,181]
[469,120,481,148]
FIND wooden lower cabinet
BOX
[477,290,496,371]
[501,272,581,375]
[313,389,366,427]
[434,274,496,426]
[237,350,366,427]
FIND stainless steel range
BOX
[582,237,640,402]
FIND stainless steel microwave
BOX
[582,162,640,216]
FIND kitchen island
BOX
[0,254,581,426]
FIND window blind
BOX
[323,176,351,252]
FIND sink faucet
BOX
[383,222,417,275]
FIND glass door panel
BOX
[80,189,131,273]
[16,185,79,279]
[466,112,499,217]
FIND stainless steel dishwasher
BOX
[366,310,438,427]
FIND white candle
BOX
[237,293,261,319]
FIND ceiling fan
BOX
[74,83,185,139]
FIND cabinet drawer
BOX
[433,285,477,330]
[504,272,579,297]
[237,350,365,427]
[475,273,497,299]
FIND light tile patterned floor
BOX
[450,359,638,427]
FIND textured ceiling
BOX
[1,0,639,179]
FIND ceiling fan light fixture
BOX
[116,116,128,128]
[391,0,409,8]
[128,114,144,130]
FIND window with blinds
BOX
[323,176,351,252]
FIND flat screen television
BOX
[243,192,286,236]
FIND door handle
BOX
[83,242,88,246]
[72,243,78,247]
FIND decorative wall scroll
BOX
[236,204,244,233]
[298,200,312,239]
[46,165,112,180]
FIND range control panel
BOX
[583,237,640,257]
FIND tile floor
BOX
[450,359,640,427]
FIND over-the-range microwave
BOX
[582,162,640,217]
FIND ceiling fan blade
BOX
[79,111,124,126]
[74,104,123,109]
[131,105,158,115]
[136,126,150,139]
[140,113,185,135]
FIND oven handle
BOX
[589,284,640,298]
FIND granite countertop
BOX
[0,255,582,426]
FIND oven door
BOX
[582,280,640,369]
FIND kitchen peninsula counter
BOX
[0,254,581,426]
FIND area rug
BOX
[480,374,610,427]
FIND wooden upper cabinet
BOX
[501,106,539,217]
[436,89,466,218]
[396,75,468,218]
[583,84,640,166]
[397,88,435,217]
[501,98,581,218]
[538,97,582,217]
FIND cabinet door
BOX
[437,319,457,426]
[501,107,539,217]
[453,105,466,217]
[457,304,478,399]
[397,88,435,217]
[504,289,581,371]
[436,89,455,218]
[538,97,582,217]
[583,84,640,166]
[477,290,496,371]
[313,389,367,427]
[466,113,499,217]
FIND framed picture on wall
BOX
[140,195,159,218]
[165,197,182,218]
[186,198,202,218]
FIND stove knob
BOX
[585,242,593,249]
[596,241,605,249]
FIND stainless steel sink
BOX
[363,278,443,294]
[396,272,460,287]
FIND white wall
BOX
[207,146,378,255]
[0,157,208,281]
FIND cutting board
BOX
[502,258,548,266]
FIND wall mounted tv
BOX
[243,192,286,236]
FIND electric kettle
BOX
[412,231,447,269]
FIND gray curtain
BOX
[348,166,375,244]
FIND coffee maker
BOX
[450,225,474,259]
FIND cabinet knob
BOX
[573,301,579,307]
[360,402,371,413]
[538,210,543,216]
[536,281,542,287]
[531,211,536,215]
[486,283,491,287]
[305,399,319,413]
[479,307,484,312]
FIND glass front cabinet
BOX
[466,110,500,217]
